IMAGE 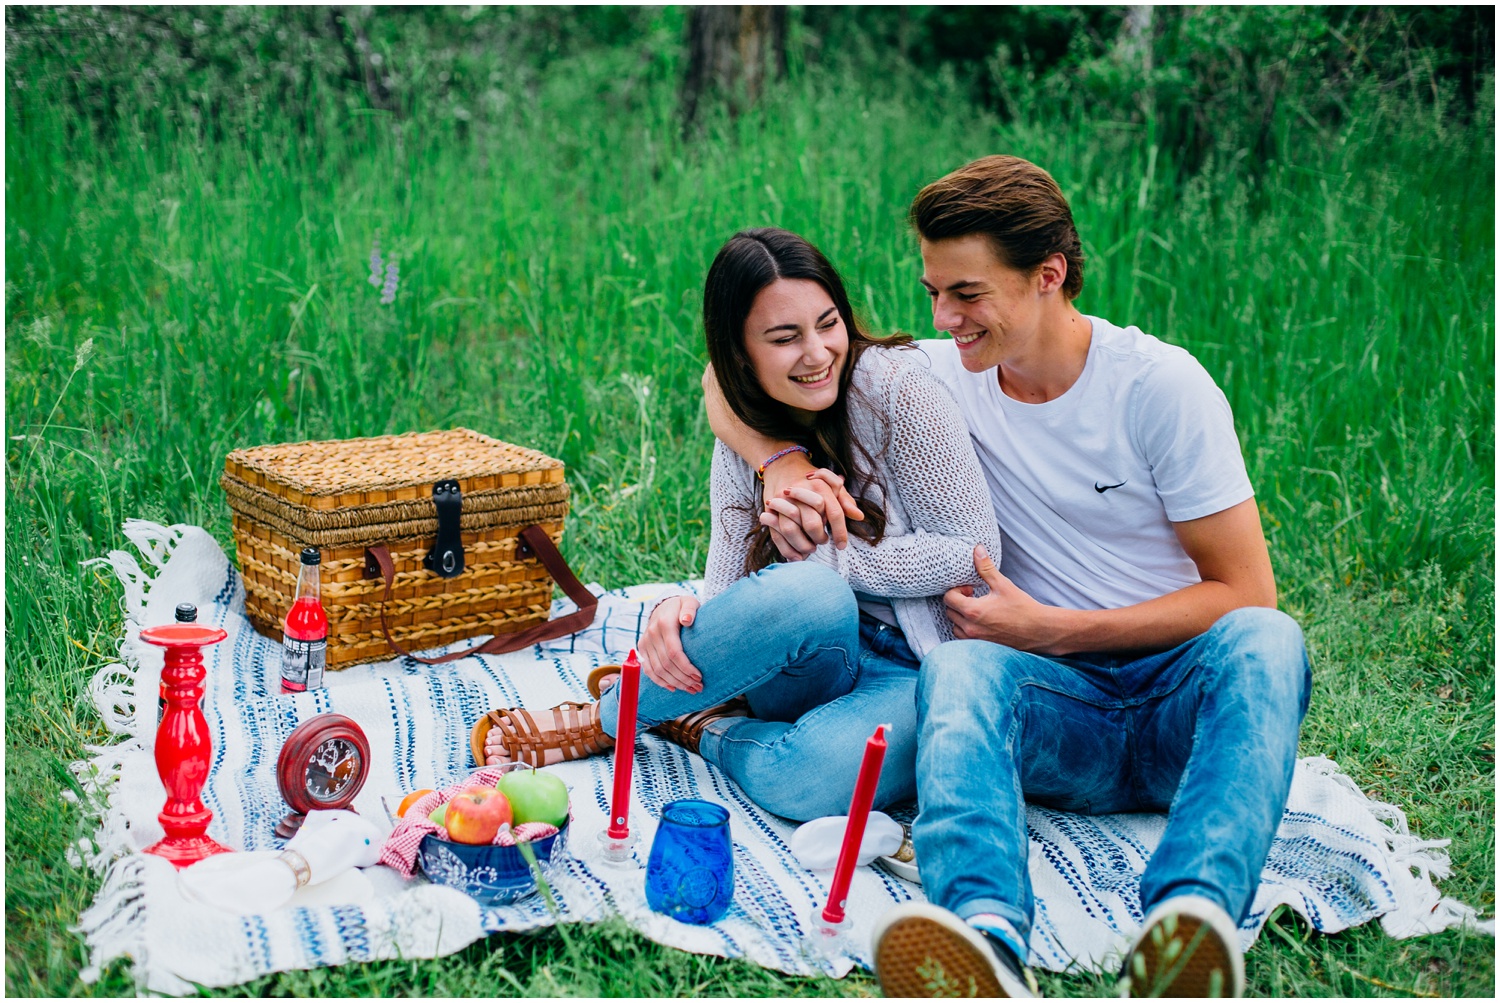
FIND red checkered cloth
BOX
[378,767,559,878]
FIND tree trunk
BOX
[681,5,787,131]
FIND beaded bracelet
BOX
[756,444,810,480]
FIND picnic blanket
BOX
[71,521,1490,994]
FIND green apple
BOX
[428,803,448,826]
[497,768,570,827]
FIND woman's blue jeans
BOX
[913,606,1311,938]
[597,561,919,821]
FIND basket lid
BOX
[224,429,564,510]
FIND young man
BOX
[691,155,1310,997]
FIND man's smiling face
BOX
[919,234,1045,374]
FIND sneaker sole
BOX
[1124,912,1236,997]
[874,913,1007,998]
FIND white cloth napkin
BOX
[789,812,904,870]
[178,810,384,914]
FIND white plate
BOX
[877,854,921,884]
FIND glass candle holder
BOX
[645,799,734,925]
[801,906,854,964]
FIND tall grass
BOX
[6,47,1493,997]
[9,62,1491,588]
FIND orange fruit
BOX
[397,788,435,818]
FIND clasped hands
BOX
[636,461,860,694]
[636,460,1062,691]
[755,459,1063,652]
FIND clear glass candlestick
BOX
[802,906,853,964]
[595,828,640,867]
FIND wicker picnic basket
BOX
[222,428,596,669]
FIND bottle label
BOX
[280,636,327,692]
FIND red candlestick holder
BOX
[139,621,234,867]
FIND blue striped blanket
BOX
[71,522,1487,993]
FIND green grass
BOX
[6,45,1494,998]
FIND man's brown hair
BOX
[910,155,1085,300]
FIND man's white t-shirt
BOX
[917,316,1254,611]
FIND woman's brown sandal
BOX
[586,664,622,700]
[480,663,748,763]
[470,701,614,768]
[652,698,752,755]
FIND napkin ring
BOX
[278,848,313,888]
[892,824,916,863]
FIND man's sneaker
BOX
[872,902,1039,998]
[1119,895,1245,998]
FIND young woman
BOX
[470,227,1000,820]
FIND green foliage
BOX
[805,6,1493,174]
[798,5,1118,94]
[11,6,1491,174]
[1056,6,1495,173]
[4,6,1494,998]
[5,5,682,144]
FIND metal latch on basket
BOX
[423,479,465,578]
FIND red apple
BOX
[443,785,513,844]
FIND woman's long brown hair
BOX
[702,228,911,573]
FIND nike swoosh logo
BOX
[1095,480,1127,493]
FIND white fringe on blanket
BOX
[70,522,1491,994]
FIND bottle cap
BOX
[300,547,321,565]
[175,603,198,622]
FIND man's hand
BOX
[945,502,1279,656]
[944,545,1063,654]
[759,460,863,558]
[638,596,704,694]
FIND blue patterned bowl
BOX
[417,820,569,906]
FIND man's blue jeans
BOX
[598,561,920,821]
[914,607,1311,939]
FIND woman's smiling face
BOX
[742,277,849,420]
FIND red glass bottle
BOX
[280,547,328,694]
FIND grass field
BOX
[5,41,1495,998]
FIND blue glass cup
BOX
[645,799,734,925]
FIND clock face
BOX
[277,714,370,816]
[305,737,362,803]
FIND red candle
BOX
[821,724,888,924]
[606,649,642,840]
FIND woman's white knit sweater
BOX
[701,344,1002,658]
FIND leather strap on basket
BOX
[365,524,598,664]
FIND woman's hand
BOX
[759,499,815,562]
[638,596,704,694]
[759,465,864,559]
